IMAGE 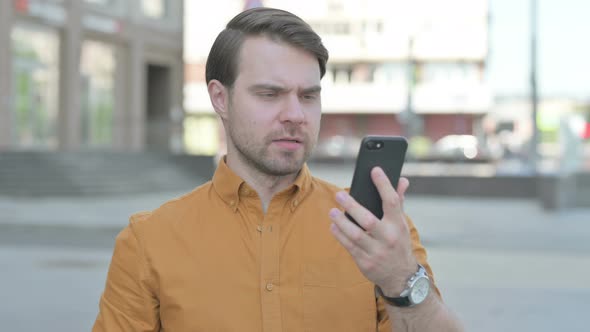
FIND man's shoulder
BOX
[128,180,213,229]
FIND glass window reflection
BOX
[11,25,60,150]
[80,40,116,147]
[142,0,168,19]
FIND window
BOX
[374,63,407,85]
[183,115,220,155]
[80,40,116,147]
[11,25,60,149]
[421,62,479,85]
[142,0,168,19]
[311,22,351,35]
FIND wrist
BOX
[375,264,431,308]
[379,277,412,297]
[378,260,419,296]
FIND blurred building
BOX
[183,0,491,158]
[0,0,184,152]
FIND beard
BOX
[226,120,315,177]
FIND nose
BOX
[279,93,305,124]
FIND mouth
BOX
[274,138,303,143]
[272,137,304,151]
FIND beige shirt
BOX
[93,159,440,332]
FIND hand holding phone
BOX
[346,136,408,229]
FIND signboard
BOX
[83,15,122,34]
[14,0,66,26]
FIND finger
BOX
[397,177,410,196]
[370,167,403,220]
[329,207,375,254]
[335,191,380,235]
[397,177,410,204]
[329,222,370,262]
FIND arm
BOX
[383,291,463,332]
[330,168,464,332]
[93,214,160,332]
[379,216,463,332]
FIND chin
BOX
[264,156,305,176]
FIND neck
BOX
[225,154,300,212]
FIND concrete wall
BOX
[407,172,590,210]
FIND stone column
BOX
[128,39,145,151]
[0,1,13,149]
[58,0,83,150]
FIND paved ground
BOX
[1,163,589,331]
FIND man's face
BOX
[224,36,322,176]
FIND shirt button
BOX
[292,199,298,207]
[266,283,274,291]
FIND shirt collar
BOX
[212,157,244,211]
[290,162,312,211]
[212,157,313,212]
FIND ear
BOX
[208,79,230,120]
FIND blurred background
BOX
[0,0,589,331]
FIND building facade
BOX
[0,0,184,152]
[183,0,491,158]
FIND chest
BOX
[151,203,377,332]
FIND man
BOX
[93,7,463,332]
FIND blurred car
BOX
[312,135,362,161]
[426,134,502,162]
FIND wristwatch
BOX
[375,264,431,307]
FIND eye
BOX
[258,91,277,98]
[301,93,318,101]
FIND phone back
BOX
[348,136,408,222]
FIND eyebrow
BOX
[248,84,285,93]
[301,85,322,94]
[248,84,321,94]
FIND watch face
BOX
[410,277,430,304]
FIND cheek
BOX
[240,99,278,125]
[308,109,322,131]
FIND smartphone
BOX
[346,136,408,230]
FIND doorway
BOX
[145,64,171,151]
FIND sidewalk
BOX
[1,173,589,332]
[0,191,188,229]
[1,187,589,254]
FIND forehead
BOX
[235,35,321,87]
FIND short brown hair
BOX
[205,7,329,87]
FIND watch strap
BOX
[374,284,412,307]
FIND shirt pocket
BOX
[303,258,377,332]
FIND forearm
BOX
[386,292,464,332]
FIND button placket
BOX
[259,215,281,331]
